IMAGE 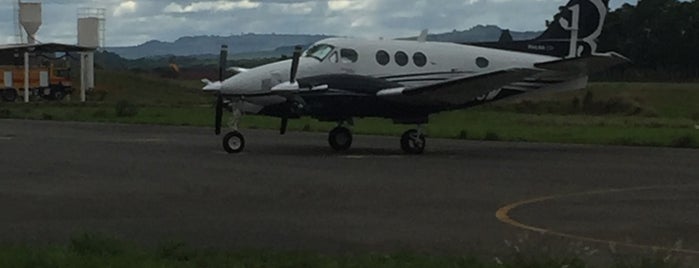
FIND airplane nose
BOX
[217,57,315,95]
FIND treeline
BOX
[598,0,699,81]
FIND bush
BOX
[69,233,126,256]
[484,131,501,141]
[41,113,53,120]
[114,100,139,117]
[93,89,108,102]
[611,137,643,146]
[92,109,109,118]
[0,109,11,118]
[670,135,694,148]
[157,241,196,261]
[570,97,581,112]
[457,130,468,140]
[582,91,594,110]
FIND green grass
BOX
[1,71,698,149]
[2,103,696,148]
[0,234,688,268]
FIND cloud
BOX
[164,0,260,13]
[113,1,137,17]
[0,0,639,46]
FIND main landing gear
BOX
[325,122,426,154]
[328,126,353,151]
[400,128,426,154]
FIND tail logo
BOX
[556,0,607,58]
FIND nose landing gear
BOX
[223,131,245,153]
[222,101,247,154]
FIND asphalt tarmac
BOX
[1,119,698,256]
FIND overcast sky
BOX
[0,0,636,47]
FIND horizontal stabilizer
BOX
[535,52,630,74]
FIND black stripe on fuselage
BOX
[522,78,567,84]
[377,71,474,80]
[388,78,449,83]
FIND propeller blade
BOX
[289,45,303,83]
[219,45,228,82]
[215,94,223,135]
[280,117,288,135]
[215,44,228,135]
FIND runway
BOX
[1,119,698,255]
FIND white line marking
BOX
[341,155,405,159]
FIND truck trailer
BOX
[0,64,72,102]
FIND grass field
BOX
[0,70,697,148]
[0,234,688,268]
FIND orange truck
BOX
[0,64,72,102]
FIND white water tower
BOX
[78,8,106,48]
[19,0,42,44]
[77,8,105,102]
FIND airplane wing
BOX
[377,68,540,106]
[272,73,402,96]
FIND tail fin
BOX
[471,0,609,58]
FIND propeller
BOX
[289,45,303,83]
[280,117,289,135]
[215,44,228,135]
[279,45,304,135]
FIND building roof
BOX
[0,43,96,53]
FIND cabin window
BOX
[413,52,427,67]
[376,50,390,65]
[305,44,335,61]
[395,51,408,66]
[340,49,359,63]
[476,57,489,68]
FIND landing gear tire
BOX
[401,129,426,154]
[222,131,245,154]
[328,127,352,151]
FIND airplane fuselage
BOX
[221,38,558,122]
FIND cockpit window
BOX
[340,49,359,63]
[329,51,339,63]
[305,44,335,61]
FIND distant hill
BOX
[106,33,332,59]
[105,26,541,60]
[420,25,541,43]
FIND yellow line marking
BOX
[496,184,699,255]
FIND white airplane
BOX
[203,0,628,154]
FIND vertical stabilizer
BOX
[470,0,609,58]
